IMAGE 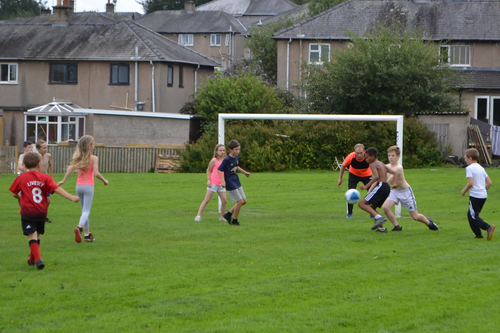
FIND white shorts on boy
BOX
[386,186,418,212]
[227,186,246,203]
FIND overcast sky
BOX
[47,0,144,14]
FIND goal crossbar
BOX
[218,113,404,217]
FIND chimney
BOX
[51,0,71,26]
[106,0,115,13]
[184,0,195,12]
[69,0,75,14]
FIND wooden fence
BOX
[0,145,184,174]
[0,145,17,174]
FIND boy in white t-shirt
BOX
[461,148,495,240]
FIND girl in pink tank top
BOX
[57,135,108,243]
[194,144,227,222]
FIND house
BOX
[135,1,248,70]
[0,1,218,149]
[197,0,300,30]
[273,0,500,128]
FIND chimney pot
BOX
[185,0,195,12]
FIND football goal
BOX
[218,113,404,217]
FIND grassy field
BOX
[1,167,499,332]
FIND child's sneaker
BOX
[375,228,387,233]
[74,227,82,243]
[371,216,387,230]
[230,220,240,226]
[45,217,52,223]
[36,259,45,270]
[194,216,202,222]
[428,218,439,231]
[84,233,95,242]
[27,259,35,266]
[391,226,403,231]
[487,225,495,241]
[219,216,227,222]
[346,214,352,219]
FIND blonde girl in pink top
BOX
[57,135,108,243]
[194,144,227,222]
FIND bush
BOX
[178,117,441,172]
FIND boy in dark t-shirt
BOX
[9,152,79,270]
[217,140,251,226]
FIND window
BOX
[25,114,85,144]
[110,64,129,85]
[0,63,18,83]
[167,65,174,87]
[179,66,183,88]
[439,45,470,66]
[225,34,230,46]
[211,34,221,46]
[50,63,78,84]
[178,34,193,46]
[476,96,500,127]
[309,44,330,64]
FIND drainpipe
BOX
[134,47,138,111]
[286,38,292,90]
[150,61,155,112]
[195,64,200,95]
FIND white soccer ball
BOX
[345,189,361,204]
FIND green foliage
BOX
[179,117,441,172]
[0,0,40,20]
[302,25,464,116]
[138,0,212,13]
[190,68,288,134]
[246,20,295,85]
[308,0,345,16]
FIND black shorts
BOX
[365,182,391,208]
[21,217,46,236]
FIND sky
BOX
[48,0,144,14]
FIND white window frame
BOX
[439,45,470,66]
[309,44,330,64]
[210,34,221,46]
[475,95,500,128]
[0,63,18,84]
[225,34,230,46]
[178,34,193,46]
[25,114,85,144]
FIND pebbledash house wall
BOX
[1,61,212,148]
[81,111,202,146]
[416,112,470,157]
[276,39,500,115]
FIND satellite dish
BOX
[113,0,117,4]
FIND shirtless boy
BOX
[382,146,439,231]
[36,140,54,222]
[358,147,393,233]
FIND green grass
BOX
[1,168,499,332]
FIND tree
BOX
[138,0,212,14]
[245,21,293,85]
[0,0,41,20]
[302,25,463,116]
[308,0,345,16]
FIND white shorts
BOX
[207,184,226,193]
[227,186,246,203]
[386,186,418,212]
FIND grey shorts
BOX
[207,184,226,193]
[227,186,246,203]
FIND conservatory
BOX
[25,102,86,144]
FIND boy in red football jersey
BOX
[10,152,79,270]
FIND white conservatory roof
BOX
[26,101,83,115]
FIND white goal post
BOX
[218,113,404,217]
